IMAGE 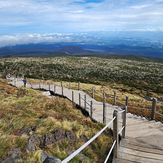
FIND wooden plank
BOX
[123,137,163,150]
[113,110,119,158]
[119,152,163,163]
[120,142,163,155]
[114,158,139,163]
[126,121,163,128]
[152,98,157,120]
[126,124,163,132]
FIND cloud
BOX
[0,0,163,35]
[69,10,84,13]
[131,4,153,9]
[0,33,73,48]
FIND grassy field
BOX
[0,78,113,163]
[1,55,163,120]
[0,55,163,96]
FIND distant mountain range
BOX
[0,43,162,58]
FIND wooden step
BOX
[119,147,163,160]
[113,158,139,163]
[124,137,163,150]
[126,128,163,138]
[118,152,163,163]
[121,141,163,155]
[126,124,162,132]
[126,121,162,127]
[116,136,163,163]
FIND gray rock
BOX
[1,153,20,163]
[26,140,35,153]
[8,147,22,157]
[42,129,65,146]
[40,151,49,162]
[43,157,61,163]
[65,131,79,142]
[45,133,56,146]
[53,129,65,142]
[80,135,92,148]
[41,152,61,163]
[26,134,40,152]
[29,134,40,146]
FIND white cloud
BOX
[0,0,163,35]
[69,10,84,13]
[0,33,73,48]
[131,4,153,9]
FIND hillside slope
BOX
[0,78,112,163]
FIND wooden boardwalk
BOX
[8,78,163,163]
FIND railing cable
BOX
[61,117,116,163]
[104,140,116,163]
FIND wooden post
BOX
[69,82,71,89]
[122,106,127,139]
[103,102,106,124]
[79,93,81,106]
[54,85,56,94]
[62,86,63,96]
[43,79,44,84]
[39,81,41,89]
[114,91,116,105]
[90,101,93,119]
[152,98,157,120]
[84,95,86,110]
[14,77,16,86]
[61,81,62,87]
[126,96,128,112]
[78,82,80,90]
[113,110,119,158]
[92,88,94,99]
[103,91,106,103]
[72,91,74,103]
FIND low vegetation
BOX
[0,55,163,96]
[0,55,163,120]
[0,78,113,162]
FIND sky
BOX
[0,0,163,47]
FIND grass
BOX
[0,78,113,163]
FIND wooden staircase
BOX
[113,113,163,163]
